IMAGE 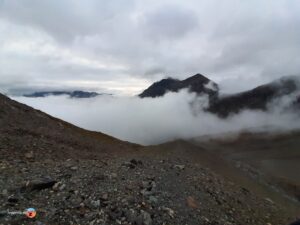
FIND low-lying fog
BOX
[13,90,300,145]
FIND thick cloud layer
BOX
[1,0,300,95]
[12,91,300,145]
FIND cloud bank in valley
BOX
[13,90,300,145]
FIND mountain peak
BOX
[139,73,218,98]
[183,73,210,82]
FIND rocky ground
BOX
[0,93,299,224]
[0,153,295,225]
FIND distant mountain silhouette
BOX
[208,76,300,117]
[23,90,109,98]
[140,74,300,117]
[139,74,219,100]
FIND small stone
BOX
[130,159,138,165]
[111,173,118,179]
[264,198,274,204]
[137,210,152,225]
[21,178,56,192]
[127,162,136,169]
[162,207,175,218]
[70,196,82,206]
[59,184,66,191]
[174,165,185,170]
[70,166,78,171]
[25,151,34,160]
[148,196,158,204]
[36,222,46,225]
[202,217,210,223]
[52,182,60,191]
[2,189,8,196]
[79,204,86,216]
[141,189,152,196]
[91,200,100,208]
[130,159,143,166]
[186,196,199,209]
[141,181,149,188]
[21,167,29,172]
[7,195,18,203]
[101,193,108,201]
[125,209,137,223]
[94,174,105,180]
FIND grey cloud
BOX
[0,0,136,42]
[140,5,198,41]
[144,67,166,77]
[0,0,300,95]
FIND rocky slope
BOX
[191,131,300,204]
[0,93,299,225]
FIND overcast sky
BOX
[1,0,300,95]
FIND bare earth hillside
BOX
[0,93,299,225]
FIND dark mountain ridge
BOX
[140,74,300,117]
[23,90,109,98]
[208,76,300,117]
[139,74,219,99]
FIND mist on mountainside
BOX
[13,78,300,145]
